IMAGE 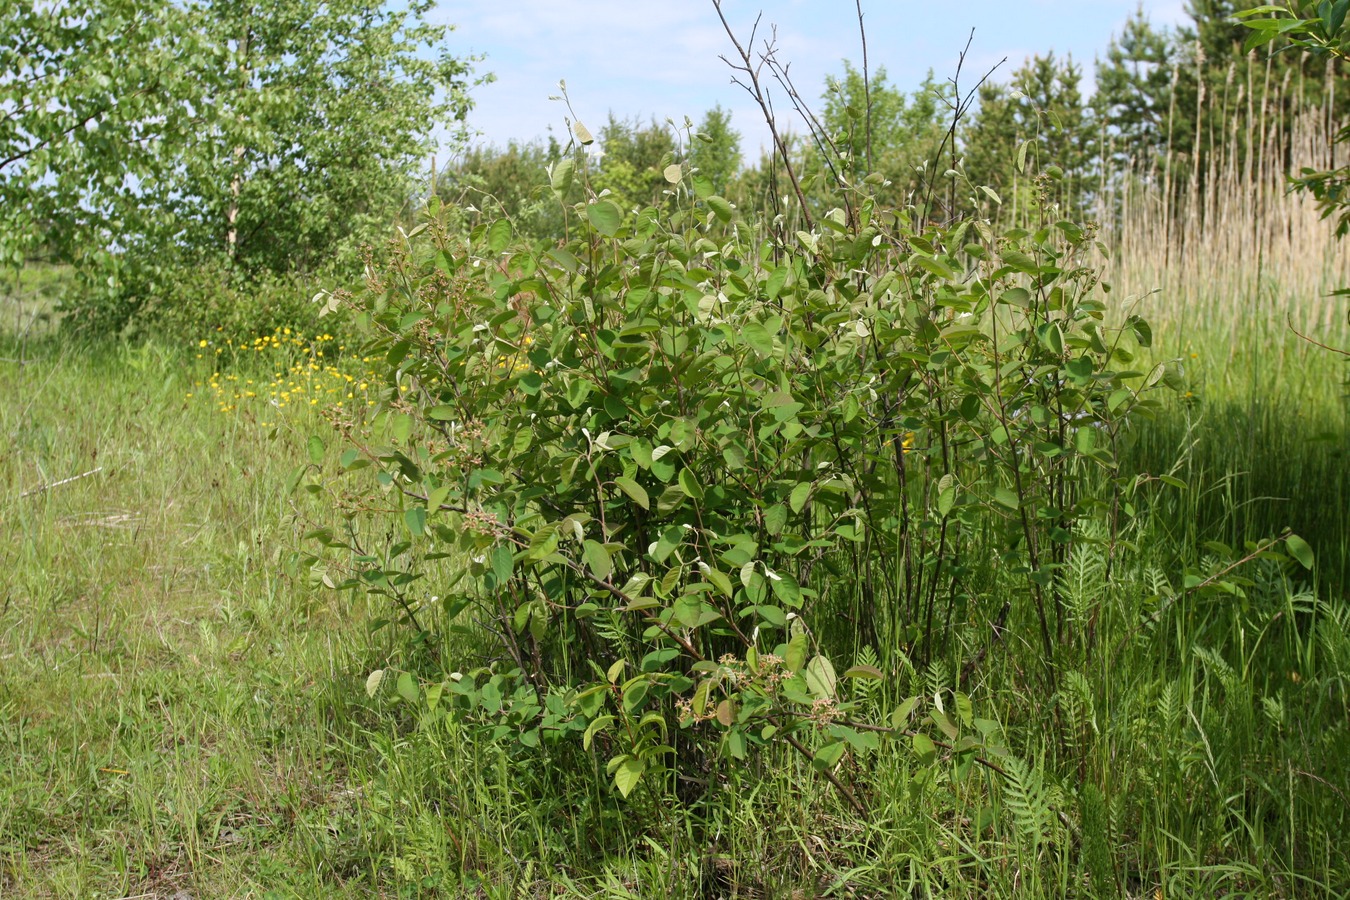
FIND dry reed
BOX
[1095,54,1350,354]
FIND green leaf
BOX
[937,476,957,518]
[622,680,649,713]
[396,672,419,703]
[677,467,704,501]
[365,669,385,697]
[706,195,734,222]
[307,435,325,465]
[1286,534,1315,570]
[789,481,812,514]
[1001,250,1039,274]
[766,266,788,300]
[804,655,837,700]
[742,321,775,357]
[487,218,512,253]
[891,696,920,728]
[490,542,514,585]
[573,120,595,145]
[754,605,787,627]
[931,708,960,740]
[912,254,956,279]
[844,664,884,681]
[614,476,649,509]
[663,163,683,184]
[674,595,702,628]
[613,756,645,798]
[704,567,733,599]
[583,540,613,580]
[813,740,846,771]
[584,715,614,751]
[587,200,622,237]
[550,156,576,195]
[785,632,807,673]
[1128,315,1153,348]
[404,506,426,538]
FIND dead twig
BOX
[20,466,102,498]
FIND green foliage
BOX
[1,0,484,338]
[592,115,680,213]
[1093,9,1183,171]
[438,139,575,241]
[687,104,742,196]
[812,66,955,212]
[963,54,1095,217]
[3,248,1348,895]
[301,122,1191,822]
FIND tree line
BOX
[2,1,1340,337]
[445,2,1346,241]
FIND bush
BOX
[58,253,353,349]
[296,154,1200,819]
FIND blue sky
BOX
[433,1,1192,156]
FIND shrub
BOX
[298,152,1191,817]
[58,253,352,348]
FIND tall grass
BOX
[1093,56,1350,594]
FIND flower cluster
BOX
[186,327,378,422]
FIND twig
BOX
[20,466,102,498]
[1287,312,1350,357]
[778,727,868,815]
[710,1,814,231]
[855,0,872,174]
[1110,535,1284,664]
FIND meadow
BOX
[2,87,1349,900]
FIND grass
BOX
[1,305,1345,897]
[0,337,384,897]
[2,101,1349,894]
